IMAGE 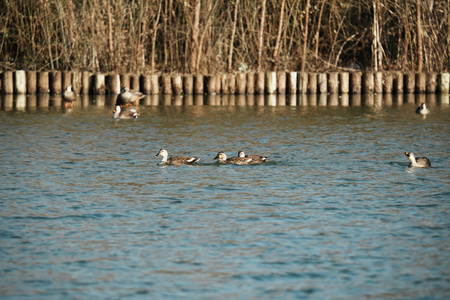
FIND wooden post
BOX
[277,72,286,94]
[236,73,246,94]
[183,75,194,94]
[162,74,172,94]
[62,71,72,89]
[150,74,159,94]
[438,73,449,94]
[228,74,236,94]
[120,74,131,88]
[415,73,426,93]
[426,73,437,93]
[265,72,277,94]
[26,71,37,94]
[350,72,362,93]
[362,72,374,94]
[328,72,339,94]
[255,72,265,94]
[107,74,121,94]
[2,71,13,94]
[205,75,217,95]
[404,73,415,93]
[383,72,393,93]
[286,72,297,94]
[298,72,308,94]
[393,72,403,93]
[374,72,383,94]
[140,75,151,94]
[308,73,317,93]
[131,75,140,91]
[92,74,106,94]
[193,74,203,95]
[172,74,183,95]
[81,71,91,94]
[71,71,82,95]
[49,71,62,94]
[246,73,255,94]
[38,72,49,94]
[14,70,27,94]
[339,72,349,94]
[318,73,327,93]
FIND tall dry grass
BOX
[0,0,449,73]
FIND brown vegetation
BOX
[0,0,449,73]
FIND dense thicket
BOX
[1,0,448,73]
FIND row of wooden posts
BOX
[1,70,450,96]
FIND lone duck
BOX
[116,87,145,107]
[214,151,253,165]
[415,103,430,115]
[238,151,268,163]
[112,105,139,119]
[62,85,77,108]
[405,152,431,168]
[154,149,200,165]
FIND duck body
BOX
[62,85,77,108]
[416,103,430,115]
[116,87,145,107]
[238,151,268,163]
[405,152,431,168]
[155,149,200,165]
[112,105,139,119]
[214,152,253,165]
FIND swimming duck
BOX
[112,105,139,119]
[62,85,77,108]
[405,152,431,168]
[154,149,200,165]
[116,87,145,107]
[214,151,253,165]
[415,103,430,114]
[238,151,268,163]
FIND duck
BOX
[62,85,77,108]
[405,152,431,168]
[154,149,200,165]
[116,87,145,107]
[238,151,268,163]
[112,105,139,119]
[214,151,253,165]
[415,103,430,115]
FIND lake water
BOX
[1,94,449,299]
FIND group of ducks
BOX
[154,149,268,165]
[62,85,432,168]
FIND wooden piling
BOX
[298,72,308,94]
[318,73,327,93]
[404,73,415,93]
[81,71,91,94]
[393,72,403,93]
[26,71,37,94]
[183,75,194,94]
[14,70,27,94]
[220,74,229,94]
[308,73,317,93]
[328,72,339,94]
[62,71,72,89]
[255,72,265,94]
[362,72,374,94]
[150,74,159,94]
[374,72,383,94]
[236,73,246,94]
[350,72,362,94]
[205,75,217,95]
[38,72,49,94]
[228,74,236,94]
[106,74,121,94]
[415,73,426,93]
[50,71,62,94]
[131,75,140,91]
[246,73,255,94]
[194,74,204,94]
[426,73,437,93]
[339,72,349,94]
[172,74,183,95]
[383,72,393,93]
[162,74,172,94]
[286,72,297,94]
[277,72,286,94]
[265,72,277,94]
[71,71,82,94]
[438,73,449,94]
[120,74,131,89]
[2,71,13,94]
[140,75,151,94]
[92,74,105,94]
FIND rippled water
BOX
[1,94,449,299]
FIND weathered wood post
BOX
[220,74,229,94]
[14,70,27,94]
[328,72,339,94]
[172,74,183,95]
[228,74,236,94]
[426,73,437,93]
[107,74,121,94]
[120,74,131,88]
[162,74,172,94]
[287,72,297,94]
[2,71,14,94]
[298,72,308,94]
[81,71,91,94]
[350,72,362,93]
[205,75,217,95]
[37,72,49,94]
[236,73,246,94]
[363,72,374,93]
[393,72,403,93]
[339,72,349,94]
[194,74,204,94]
[438,73,449,94]
[92,74,106,94]
[383,72,393,93]
[71,71,82,95]
[140,75,151,94]
[150,74,159,94]
[374,72,383,94]
[50,71,62,94]
[26,71,37,94]
[265,72,277,94]
[277,72,286,94]
[183,75,194,94]
[404,73,415,93]
[246,73,255,94]
[308,73,317,93]
[318,73,327,94]
[255,72,265,94]
[131,75,140,91]
[415,73,426,93]
[62,71,72,89]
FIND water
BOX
[1,94,449,299]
